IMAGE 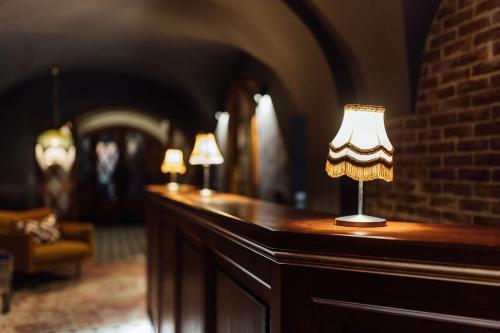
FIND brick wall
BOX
[365,0,500,225]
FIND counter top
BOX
[147,185,500,268]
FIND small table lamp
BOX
[161,149,186,191]
[189,133,224,196]
[325,104,394,227]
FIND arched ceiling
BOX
[0,0,338,117]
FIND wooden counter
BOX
[146,185,500,333]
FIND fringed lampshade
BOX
[189,133,223,196]
[325,104,394,227]
[161,149,186,191]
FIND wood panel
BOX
[310,299,500,333]
[179,238,205,333]
[146,186,500,333]
[216,270,267,333]
[159,222,176,333]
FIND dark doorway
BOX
[76,127,164,224]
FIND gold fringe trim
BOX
[325,160,393,182]
[344,104,385,113]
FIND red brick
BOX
[431,196,458,207]
[437,85,456,98]
[444,125,473,137]
[444,155,474,166]
[474,121,500,135]
[442,212,472,224]
[471,89,500,105]
[457,78,488,93]
[475,184,500,197]
[492,137,500,149]
[444,38,471,56]
[493,170,500,181]
[493,202,500,214]
[405,144,428,154]
[494,9,500,23]
[416,104,434,114]
[429,142,455,153]
[475,0,500,16]
[417,156,442,167]
[444,8,473,28]
[443,183,473,195]
[473,215,500,226]
[475,153,500,166]
[494,40,500,55]
[441,68,469,84]
[491,105,500,119]
[457,139,489,151]
[430,113,458,126]
[458,17,490,36]
[492,73,500,87]
[460,199,490,212]
[474,25,500,46]
[423,182,443,192]
[418,129,442,140]
[472,59,500,75]
[440,96,471,109]
[430,169,456,180]
[455,47,489,67]
[458,108,490,122]
[458,169,490,181]
[405,117,428,129]
[431,30,457,48]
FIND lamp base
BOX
[200,188,214,197]
[335,214,386,227]
[167,182,179,192]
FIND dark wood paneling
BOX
[179,238,205,333]
[160,222,176,333]
[146,185,500,333]
[310,299,500,333]
[216,270,267,333]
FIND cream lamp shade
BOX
[326,104,393,182]
[35,124,76,172]
[189,133,224,166]
[161,149,186,174]
[325,104,394,227]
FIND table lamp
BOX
[161,149,186,191]
[325,104,394,227]
[189,133,224,196]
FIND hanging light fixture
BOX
[35,67,76,173]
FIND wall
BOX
[366,0,500,225]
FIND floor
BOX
[0,226,153,333]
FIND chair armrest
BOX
[0,228,35,273]
[59,223,95,255]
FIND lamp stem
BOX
[358,180,363,215]
[203,165,210,190]
[52,67,61,127]
[171,173,177,184]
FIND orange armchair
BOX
[0,207,94,274]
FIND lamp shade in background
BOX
[161,149,186,174]
[189,133,224,166]
[35,124,76,172]
[326,104,393,182]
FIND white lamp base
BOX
[335,214,386,227]
[200,188,213,197]
[167,182,179,192]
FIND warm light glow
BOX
[35,124,76,172]
[326,104,394,182]
[189,133,224,166]
[161,149,186,174]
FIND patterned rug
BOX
[0,256,152,333]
